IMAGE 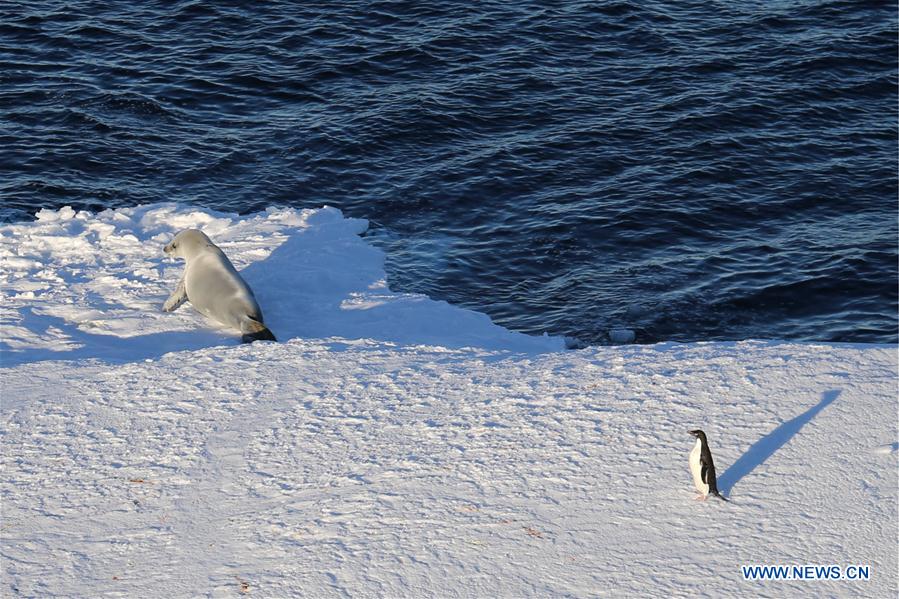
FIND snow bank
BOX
[0,204,563,365]
[1,205,896,597]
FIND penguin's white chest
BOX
[689,439,708,495]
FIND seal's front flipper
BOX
[163,278,188,312]
[241,316,277,343]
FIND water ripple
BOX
[1,0,895,344]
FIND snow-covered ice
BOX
[0,204,562,364]
[1,205,896,597]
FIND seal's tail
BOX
[241,316,277,344]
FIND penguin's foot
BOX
[693,495,707,501]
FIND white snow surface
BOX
[1,204,897,598]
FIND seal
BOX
[162,229,276,343]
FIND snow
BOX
[1,204,897,598]
[0,204,562,364]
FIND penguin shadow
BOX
[717,389,841,495]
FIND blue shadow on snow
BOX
[717,389,841,495]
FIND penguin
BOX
[688,429,728,501]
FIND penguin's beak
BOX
[688,430,700,437]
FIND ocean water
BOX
[1,0,896,345]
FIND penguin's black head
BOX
[689,429,707,441]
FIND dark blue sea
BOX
[2,0,897,345]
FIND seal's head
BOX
[164,229,214,260]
